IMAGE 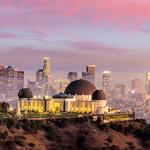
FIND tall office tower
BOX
[131,79,142,93]
[82,72,90,80]
[36,69,43,83]
[86,64,96,84]
[114,84,126,98]
[17,71,24,91]
[0,65,24,100]
[0,66,7,94]
[102,71,111,98]
[43,57,52,84]
[145,72,150,97]
[43,57,50,76]
[68,72,78,83]
[7,66,16,98]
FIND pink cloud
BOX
[0,0,150,29]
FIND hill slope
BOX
[0,118,149,150]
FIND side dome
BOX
[18,88,33,99]
[65,79,96,95]
[92,90,106,100]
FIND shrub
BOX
[0,131,8,141]
[127,142,136,150]
[98,124,109,132]
[106,135,113,143]
[21,119,42,133]
[6,118,15,128]
[5,140,16,150]
[109,145,121,150]
[15,137,25,147]
[28,142,35,147]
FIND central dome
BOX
[65,79,96,95]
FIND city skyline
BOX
[0,0,150,82]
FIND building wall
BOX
[20,99,44,112]
[20,98,108,114]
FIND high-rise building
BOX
[36,69,44,84]
[86,64,96,84]
[43,57,50,76]
[102,71,111,98]
[131,79,142,93]
[0,65,24,100]
[34,57,55,97]
[146,72,150,96]
[82,72,90,81]
[82,65,96,84]
[17,71,24,92]
[86,65,96,75]
[68,72,78,83]
[114,84,126,98]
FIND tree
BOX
[0,102,10,114]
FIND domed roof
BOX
[18,88,33,99]
[65,79,96,95]
[92,90,106,100]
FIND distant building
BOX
[0,65,24,100]
[67,72,78,83]
[27,80,43,98]
[112,88,122,100]
[59,79,69,93]
[82,72,90,81]
[43,57,51,76]
[86,64,96,84]
[17,71,24,93]
[34,57,56,97]
[82,65,96,84]
[102,71,111,98]
[131,79,142,93]
[114,84,126,99]
[36,69,43,84]
[145,73,150,97]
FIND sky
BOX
[0,0,150,88]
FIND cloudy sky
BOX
[0,0,150,87]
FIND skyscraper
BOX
[82,65,96,84]
[68,72,78,83]
[102,71,111,98]
[145,72,150,97]
[34,57,55,97]
[17,71,24,92]
[131,79,142,93]
[0,65,24,100]
[36,69,44,84]
[43,57,50,76]
[86,65,96,75]
[86,64,96,84]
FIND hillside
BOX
[0,118,149,150]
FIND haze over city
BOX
[0,0,150,87]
